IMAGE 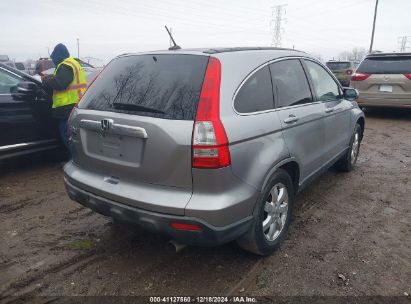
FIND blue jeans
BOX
[59,120,71,157]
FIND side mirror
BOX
[12,81,38,101]
[343,87,358,101]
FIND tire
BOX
[237,169,294,256]
[336,123,362,172]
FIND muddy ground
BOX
[0,108,410,301]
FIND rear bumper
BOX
[357,96,411,108]
[64,176,253,246]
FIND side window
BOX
[234,66,274,113]
[0,69,20,94]
[269,59,313,108]
[305,60,340,101]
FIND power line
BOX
[270,4,286,47]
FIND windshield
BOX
[357,56,411,74]
[78,54,209,120]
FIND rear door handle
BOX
[284,115,299,124]
[325,108,334,113]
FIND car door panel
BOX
[0,67,56,148]
[276,104,325,182]
[323,99,352,156]
[269,59,326,183]
[303,59,352,162]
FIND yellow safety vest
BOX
[52,57,87,108]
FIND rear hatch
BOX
[69,54,209,214]
[325,61,352,81]
[351,55,411,99]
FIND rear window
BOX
[79,54,208,120]
[357,56,411,74]
[326,62,350,70]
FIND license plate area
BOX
[81,129,145,167]
[379,85,393,92]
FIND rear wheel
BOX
[336,123,362,172]
[237,169,294,255]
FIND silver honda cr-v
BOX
[64,47,365,255]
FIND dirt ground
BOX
[0,108,410,301]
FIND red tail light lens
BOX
[351,72,370,81]
[346,69,353,75]
[192,57,230,169]
[171,223,203,232]
[404,73,411,80]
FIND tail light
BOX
[346,69,353,75]
[351,72,370,81]
[404,73,411,80]
[192,57,230,169]
[67,106,77,138]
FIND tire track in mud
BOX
[1,234,192,300]
[0,192,65,215]
[1,222,130,299]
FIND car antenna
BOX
[165,25,181,50]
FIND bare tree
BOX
[338,48,367,61]
[311,53,324,63]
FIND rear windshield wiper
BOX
[112,102,165,114]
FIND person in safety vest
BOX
[42,43,86,153]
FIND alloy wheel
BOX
[262,183,289,241]
[351,131,360,165]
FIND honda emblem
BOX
[101,119,113,132]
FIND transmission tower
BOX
[270,4,286,47]
[398,36,411,52]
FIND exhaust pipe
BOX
[167,240,186,253]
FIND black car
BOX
[0,63,61,160]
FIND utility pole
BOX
[398,36,411,52]
[270,4,286,47]
[77,38,80,58]
[369,0,379,54]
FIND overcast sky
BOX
[1,0,410,63]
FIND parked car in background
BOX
[326,60,358,86]
[34,58,56,75]
[350,53,411,108]
[0,63,61,160]
[0,55,10,62]
[35,58,95,75]
[2,61,31,75]
[33,58,101,83]
[64,47,364,255]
